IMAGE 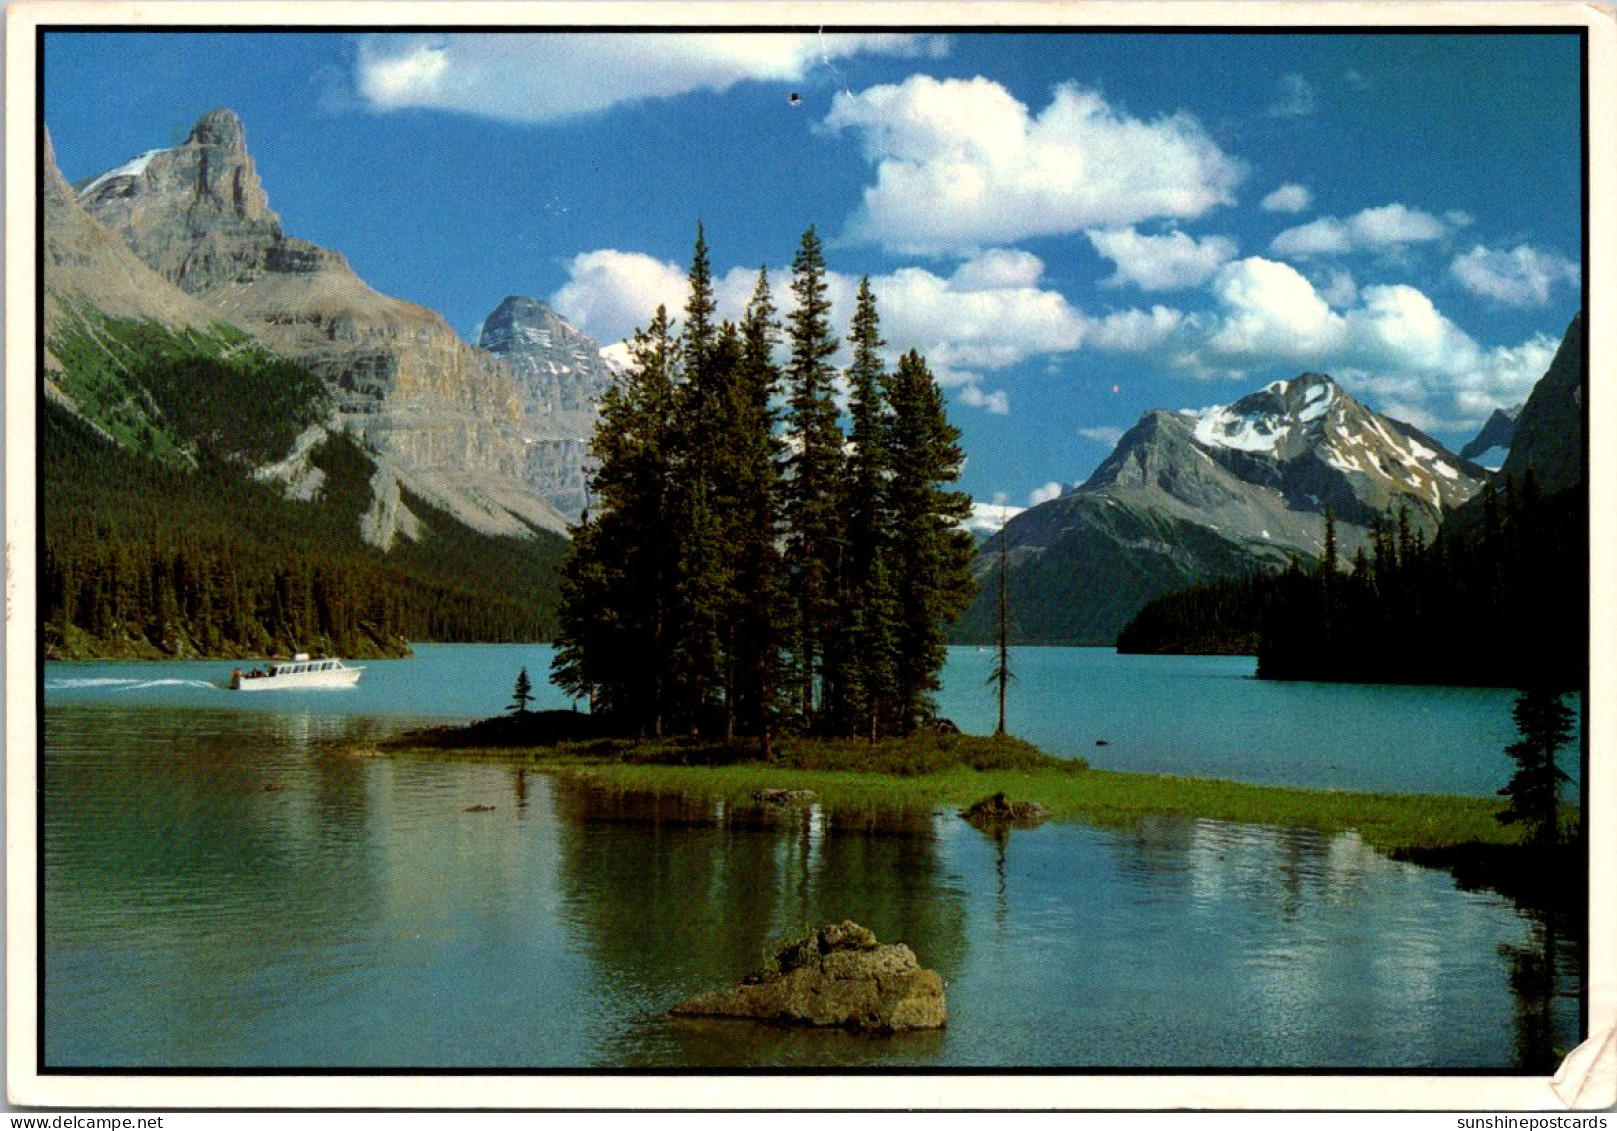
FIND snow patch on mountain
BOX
[1298,382,1334,422]
[76,149,171,198]
[1192,407,1289,452]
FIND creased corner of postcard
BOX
[1551,1026,1617,1109]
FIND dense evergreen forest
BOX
[1114,569,1277,657]
[42,351,568,660]
[553,227,976,742]
[1118,478,1587,690]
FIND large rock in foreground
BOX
[671,921,945,1032]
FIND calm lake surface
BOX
[42,645,1581,1069]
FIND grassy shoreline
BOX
[381,728,1564,857]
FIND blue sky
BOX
[44,29,1583,512]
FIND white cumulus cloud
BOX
[356,32,944,122]
[550,249,692,345]
[965,500,1024,534]
[1204,257,1346,364]
[1087,227,1237,291]
[823,76,1244,255]
[1029,481,1066,505]
[1270,203,1452,258]
[1083,306,1186,352]
[958,385,1012,415]
[1260,183,1312,213]
[551,246,1107,415]
[1319,268,1358,309]
[1451,244,1581,308]
[1177,255,1559,427]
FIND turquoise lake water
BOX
[40,645,1582,1069]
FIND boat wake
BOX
[47,677,224,691]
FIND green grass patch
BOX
[383,732,1574,855]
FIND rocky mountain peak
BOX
[478,294,616,519]
[188,108,248,151]
[1082,371,1484,542]
[960,372,1488,645]
[1183,373,1341,458]
[77,107,280,292]
[483,294,561,335]
[478,294,615,415]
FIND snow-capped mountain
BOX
[954,373,1489,646]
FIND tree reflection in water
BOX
[547,779,966,1067]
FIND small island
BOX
[383,229,1583,924]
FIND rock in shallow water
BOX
[959,791,1052,829]
[752,787,818,805]
[670,920,945,1032]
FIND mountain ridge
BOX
[955,373,1488,645]
[40,113,591,657]
[70,108,574,543]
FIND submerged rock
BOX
[959,792,1051,829]
[670,920,946,1032]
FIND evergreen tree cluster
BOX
[43,400,567,659]
[552,228,976,742]
[1260,477,1585,688]
[1114,570,1277,656]
[1119,478,1586,691]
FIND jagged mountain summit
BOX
[955,373,1488,646]
[478,296,616,519]
[1459,404,1522,468]
[479,296,616,415]
[75,109,284,295]
[70,108,568,544]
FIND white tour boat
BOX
[229,653,363,691]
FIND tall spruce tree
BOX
[782,227,848,730]
[988,507,1015,736]
[1498,688,1575,849]
[662,227,733,734]
[885,350,976,731]
[728,270,788,745]
[842,278,900,739]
